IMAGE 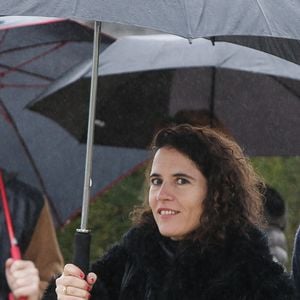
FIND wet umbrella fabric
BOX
[0,16,114,94]
[30,35,300,156]
[1,1,300,65]
[208,35,300,66]
[1,0,300,41]
[0,17,141,226]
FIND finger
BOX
[60,285,90,299]
[12,273,39,288]
[59,276,88,290]
[10,265,39,280]
[56,285,90,300]
[63,263,85,279]
[5,258,14,269]
[56,272,91,296]
[12,282,39,299]
[9,260,35,273]
[86,272,97,286]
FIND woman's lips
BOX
[157,208,180,215]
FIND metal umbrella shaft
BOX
[72,21,101,275]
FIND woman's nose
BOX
[156,182,173,201]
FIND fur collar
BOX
[119,223,293,299]
[91,223,294,300]
[123,222,270,267]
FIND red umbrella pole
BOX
[0,170,22,259]
[0,170,27,300]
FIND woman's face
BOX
[149,147,208,240]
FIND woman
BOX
[56,125,294,299]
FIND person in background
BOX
[0,169,64,300]
[262,185,288,267]
[55,125,294,299]
[292,226,300,299]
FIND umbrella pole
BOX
[73,21,102,275]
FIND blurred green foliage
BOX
[57,168,145,263]
[57,157,300,269]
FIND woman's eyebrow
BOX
[173,173,195,180]
[149,173,160,178]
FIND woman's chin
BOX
[158,228,183,240]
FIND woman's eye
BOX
[177,178,189,185]
[151,178,162,185]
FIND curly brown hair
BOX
[131,124,265,244]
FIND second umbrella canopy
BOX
[29,35,300,156]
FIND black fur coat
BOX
[90,223,295,300]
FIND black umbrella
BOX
[1,0,300,42]
[30,35,300,156]
[2,1,300,65]
[0,17,121,226]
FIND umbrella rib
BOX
[0,63,53,81]
[182,0,192,40]
[271,76,300,100]
[254,0,273,35]
[0,40,78,55]
[0,83,49,88]
[0,29,8,45]
[0,42,68,79]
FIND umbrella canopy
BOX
[0,17,143,226]
[1,0,300,41]
[30,35,300,156]
[0,16,114,94]
[1,1,300,65]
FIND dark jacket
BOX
[0,173,44,300]
[292,226,300,300]
[91,223,295,300]
[1,172,63,300]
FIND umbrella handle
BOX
[72,230,91,276]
